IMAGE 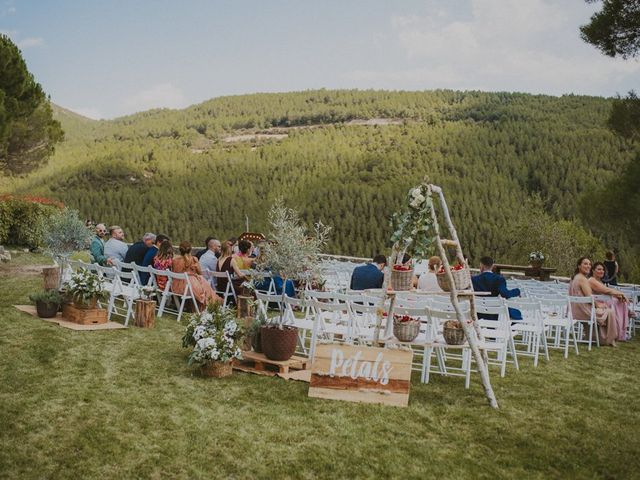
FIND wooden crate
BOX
[233,350,308,376]
[62,304,108,325]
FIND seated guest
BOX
[104,225,128,264]
[172,241,221,309]
[140,234,169,285]
[234,240,255,270]
[152,240,174,292]
[417,256,443,291]
[590,261,628,342]
[569,257,618,346]
[603,250,619,286]
[124,232,155,266]
[89,223,110,266]
[217,242,247,303]
[195,236,214,260]
[472,256,522,320]
[200,238,222,288]
[350,254,386,291]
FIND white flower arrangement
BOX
[529,251,545,262]
[138,285,158,301]
[64,268,108,304]
[182,303,244,367]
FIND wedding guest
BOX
[569,257,618,346]
[200,238,222,288]
[139,234,169,285]
[124,232,155,266]
[350,254,386,291]
[104,225,128,263]
[195,236,214,260]
[590,261,628,341]
[603,251,619,285]
[472,256,522,320]
[152,240,174,292]
[217,242,247,303]
[172,241,221,309]
[234,240,255,270]
[89,223,110,266]
[417,256,443,291]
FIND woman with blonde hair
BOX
[417,256,443,291]
[172,241,221,309]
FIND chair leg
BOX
[422,346,433,383]
[564,326,570,359]
[176,297,187,322]
[464,349,472,389]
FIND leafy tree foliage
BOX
[2,89,637,279]
[580,0,640,59]
[0,34,63,174]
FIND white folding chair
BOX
[475,302,519,378]
[568,296,598,351]
[282,295,313,356]
[155,270,200,321]
[107,270,141,326]
[507,299,549,367]
[309,299,351,363]
[204,270,237,307]
[536,294,579,358]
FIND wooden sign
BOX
[308,343,413,407]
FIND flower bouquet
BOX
[393,314,421,342]
[182,303,244,378]
[63,268,108,309]
[529,251,545,269]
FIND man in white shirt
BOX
[104,225,129,264]
[200,238,222,288]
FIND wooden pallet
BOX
[233,351,308,376]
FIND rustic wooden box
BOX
[62,304,108,325]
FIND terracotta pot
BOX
[261,325,298,361]
[35,300,59,318]
[201,361,233,378]
[530,260,544,269]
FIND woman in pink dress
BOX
[569,257,618,346]
[589,262,629,341]
[152,240,174,291]
[172,241,221,309]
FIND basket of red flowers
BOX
[436,263,471,292]
[390,264,414,291]
[393,314,421,342]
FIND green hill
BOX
[3,90,638,278]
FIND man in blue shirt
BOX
[472,256,522,320]
[350,254,386,291]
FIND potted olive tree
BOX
[41,208,93,289]
[255,200,330,361]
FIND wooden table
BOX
[493,264,557,281]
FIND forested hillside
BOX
[2,90,638,279]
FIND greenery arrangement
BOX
[390,182,435,267]
[29,289,63,305]
[63,268,108,306]
[182,303,244,367]
[256,199,330,326]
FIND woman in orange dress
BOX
[172,241,221,309]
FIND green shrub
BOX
[0,196,62,248]
[29,289,63,304]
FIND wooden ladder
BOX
[426,184,499,409]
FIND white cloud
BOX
[17,36,44,48]
[348,0,640,96]
[122,82,188,114]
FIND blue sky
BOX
[2,0,638,119]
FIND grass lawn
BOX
[1,252,639,479]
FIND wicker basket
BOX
[443,321,466,345]
[201,361,233,378]
[393,318,421,342]
[391,268,414,291]
[436,267,471,292]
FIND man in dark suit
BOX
[350,254,387,291]
[472,256,522,320]
[124,232,156,266]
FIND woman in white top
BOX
[418,256,443,291]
